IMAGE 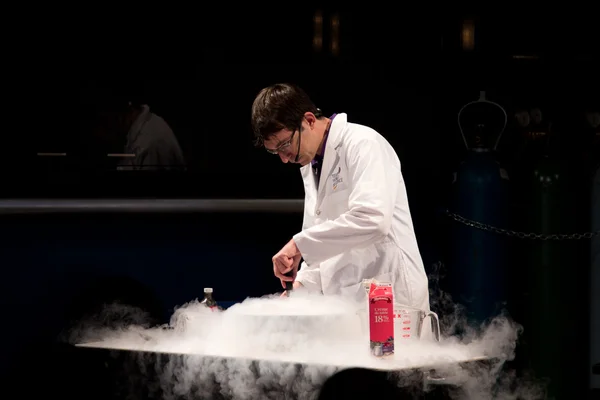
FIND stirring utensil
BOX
[284,271,294,295]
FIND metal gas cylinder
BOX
[515,105,588,399]
[447,91,511,325]
[587,109,600,392]
[592,163,600,392]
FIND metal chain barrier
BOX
[446,210,600,240]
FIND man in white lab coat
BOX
[251,83,430,310]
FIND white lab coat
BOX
[293,113,430,311]
[118,105,185,171]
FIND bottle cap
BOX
[204,288,213,293]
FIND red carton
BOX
[369,282,394,356]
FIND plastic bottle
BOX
[200,288,222,311]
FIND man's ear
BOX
[304,112,318,128]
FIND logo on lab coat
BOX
[332,166,343,190]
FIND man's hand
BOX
[272,238,302,289]
[280,281,304,297]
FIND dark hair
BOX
[251,83,322,146]
[81,82,145,117]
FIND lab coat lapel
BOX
[316,114,345,208]
[301,164,317,200]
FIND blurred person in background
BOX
[82,83,185,171]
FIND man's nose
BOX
[279,152,291,163]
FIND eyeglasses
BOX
[265,129,298,155]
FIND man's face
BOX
[263,116,317,166]
[264,127,302,164]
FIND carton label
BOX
[369,282,394,356]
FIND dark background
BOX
[1,8,599,399]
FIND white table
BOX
[75,329,499,400]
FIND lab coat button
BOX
[316,210,321,215]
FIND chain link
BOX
[446,210,600,240]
